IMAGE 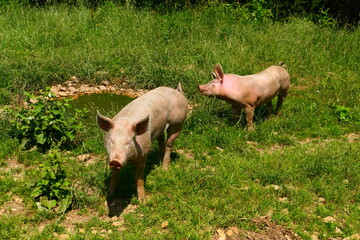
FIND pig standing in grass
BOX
[198,63,290,131]
[97,83,188,202]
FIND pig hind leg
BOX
[266,101,273,118]
[275,89,288,116]
[162,124,183,170]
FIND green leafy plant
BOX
[315,8,335,27]
[332,105,353,123]
[30,150,73,214]
[7,90,87,152]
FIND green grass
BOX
[0,4,359,240]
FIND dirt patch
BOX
[212,216,299,240]
[1,157,26,181]
[60,209,99,232]
[50,76,147,99]
[75,153,103,166]
[345,132,359,143]
[0,195,27,216]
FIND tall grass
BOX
[0,5,359,102]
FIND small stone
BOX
[217,228,225,236]
[272,185,281,190]
[29,98,38,104]
[50,86,59,95]
[161,221,168,229]
[99,85,107,91]
[101,80,110,86]
[228,227,239,234]
[112,221,123,227]
[91,230,97,234]
[279,197,288,202]
[215,146,224,151]
[226,229,234,236]
[108,86,116,91]
[58,234,69,240]
[217,228,226,240]
[79,229,85,233]
[318,197,326,204]
[14,196,23,204]
[76,154,91,162]
[68,86,76,93]
[69,76,79,82]
[58,92,68,97]
[323,216,336,223]
[311,235,319,240]
[335,227,342,234]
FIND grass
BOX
[0,3,359,240]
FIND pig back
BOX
[114,87,188,139]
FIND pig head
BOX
[97,84,188,202]
[198,63,290,131]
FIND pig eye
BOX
[125,139,132,145]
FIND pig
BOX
[198,63,290,131]
[96,83,188,202]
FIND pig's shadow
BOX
[213,105,273,128]
[106,149,180,217]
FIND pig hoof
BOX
[109,161,122,170]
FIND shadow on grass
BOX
[105,148,180,217]
[211,104,274,127]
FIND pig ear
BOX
[214,64,224,82]
[96,111,114,131]
[134,115,149,135]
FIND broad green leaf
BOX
[56,195,72,214]
[31,186,43,198]
[40,197,57,210]
[35,133,47,144]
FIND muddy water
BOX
[70,93,134,124]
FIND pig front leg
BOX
[266,101,273,118]
[244,106,255,131]
[163,124,183,170]
[109,169,120,195]
[135,161,146,203]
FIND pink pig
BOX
[96,83,188,202]
[198,63,290,130]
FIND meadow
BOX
[0,3,359,239]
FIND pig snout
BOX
[109,160,122,170]
[198,85,207,94]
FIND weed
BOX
[30,150,73,214]
[6,90,87,152]
[331,105,353,123]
